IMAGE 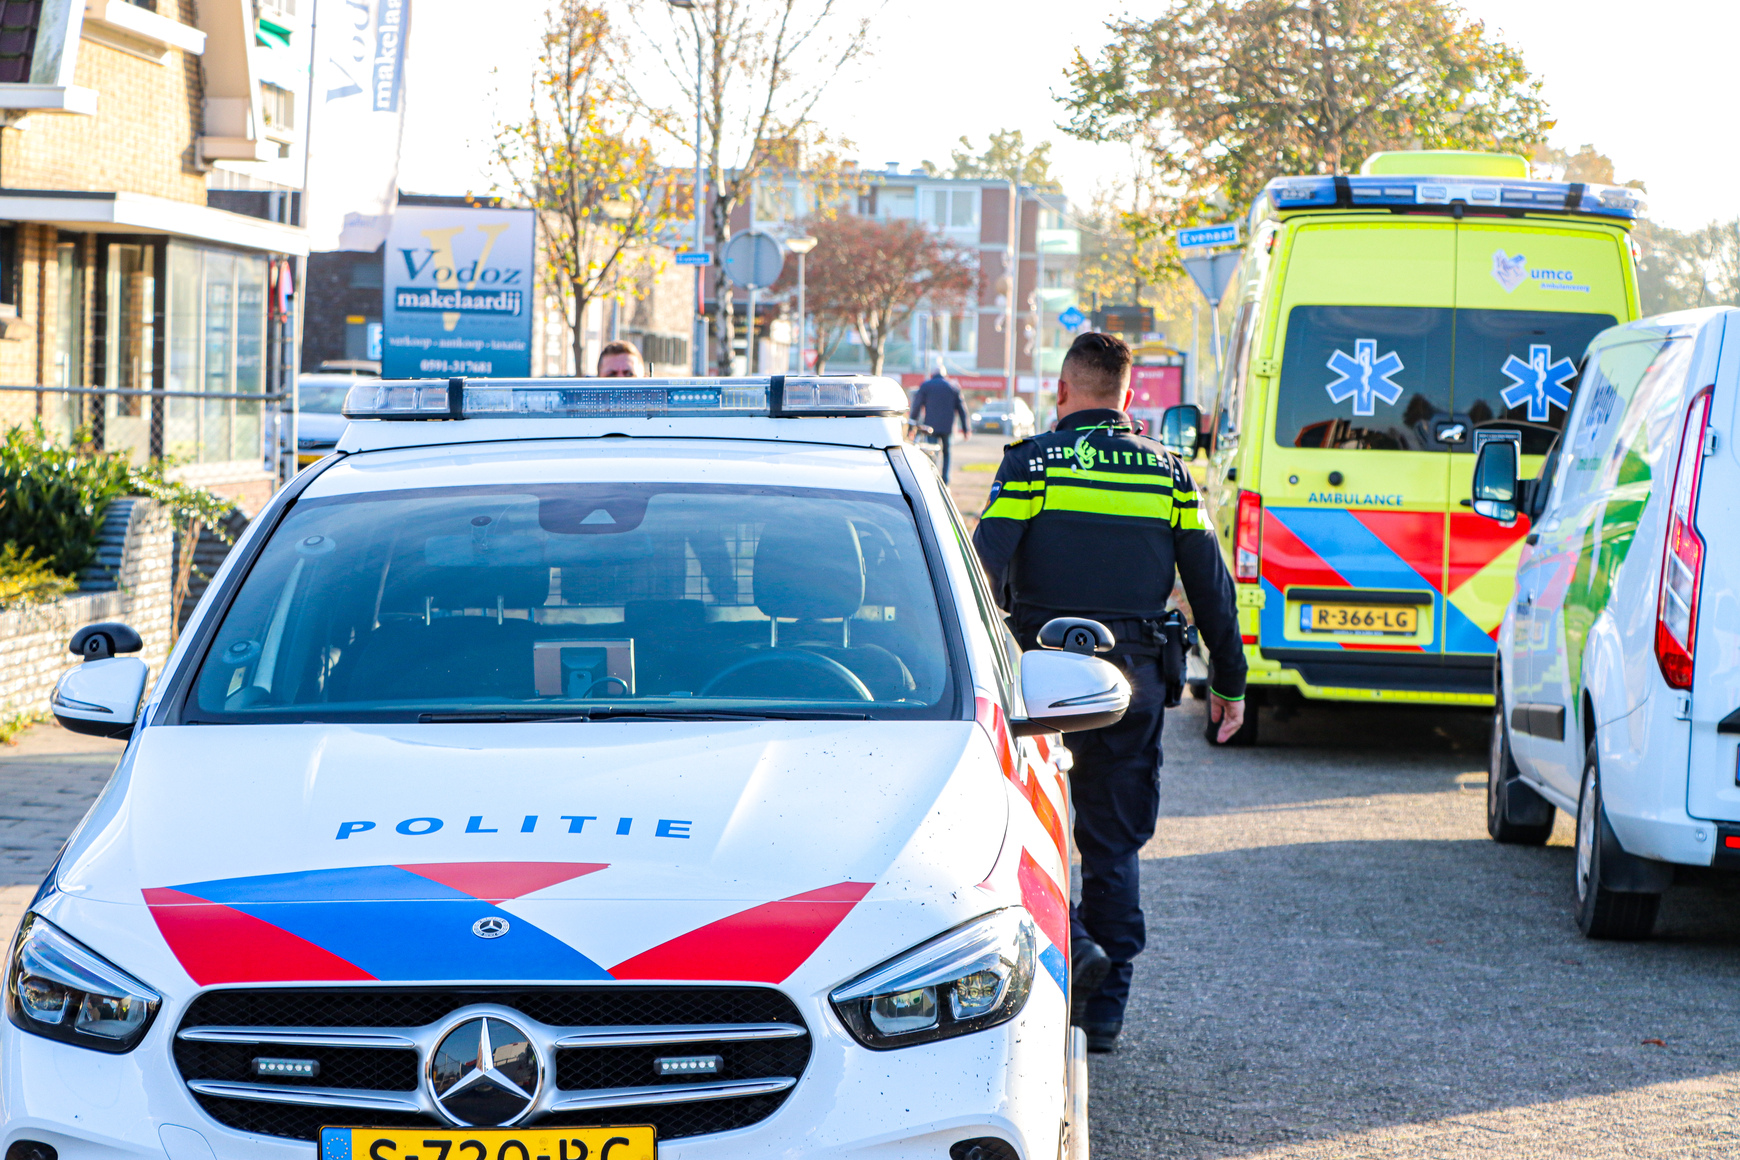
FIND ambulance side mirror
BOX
[1472,440,1520,525]
[1159,405,1203,458]
[1013,650,1131,736]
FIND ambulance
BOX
[1171,151,1643,739]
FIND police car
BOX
[23,376,1127,1160]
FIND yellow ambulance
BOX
[1175,151,1642,739]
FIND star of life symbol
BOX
[1324,339,1405,417]
[1500,344,1577,422]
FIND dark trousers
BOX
[926,432,954,482]
[1065,653,1165,1025]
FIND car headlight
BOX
[5,914,160,1053]
[830,908,1035,1050]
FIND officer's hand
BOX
[1210,694,1245,743]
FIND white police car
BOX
[1474,308,1739,938]
[23,376,1128,1160]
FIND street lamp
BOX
[785,234,816,373]
[668,0,706,375]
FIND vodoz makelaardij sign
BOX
[383,204,535,377]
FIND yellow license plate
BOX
[1301,603,1418,634]
[321,1126,656,1160]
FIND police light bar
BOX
[1258,174,1642,221]
[340,375,909,421]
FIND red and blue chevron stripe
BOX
[144,863,871,987]
[1260,507,1517,656]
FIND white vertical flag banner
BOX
[304,0,412,252]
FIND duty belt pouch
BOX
[1151,610,1199,708]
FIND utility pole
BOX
[1005,180,1017,403]
[669,0,706,374]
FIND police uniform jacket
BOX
[972,408,1247,700]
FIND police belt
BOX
[1015,610,1199,708]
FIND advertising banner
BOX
[383,205,536,378]
[304,0,412,251]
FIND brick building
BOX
[740,166,1080,393]
[0,0,308,512]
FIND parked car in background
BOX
[1474,307,1738,939]
[972,397,1036,438]
[292,373,367,466]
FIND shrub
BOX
[0,544,75,611]
[0,422,235,579]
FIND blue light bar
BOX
[340,375,909,421]
[1258,174,1642,221]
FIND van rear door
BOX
[1686,317,1740,823]
[1445,220,1629,680]
[1260,220,1455,677]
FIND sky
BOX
[398,0,1740,232]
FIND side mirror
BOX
[1159,404,1203,458]
[1012,650,1131,736]
[53,622,147,739]
[1471,440,1520,524]
[1036,616,1115,655]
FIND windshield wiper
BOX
[418,708,869,724]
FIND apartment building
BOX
[741,164,1080,394]
[0,0,308,510]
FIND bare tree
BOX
[495,1,677,373]
[624,0,871,373]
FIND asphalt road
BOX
[939,430,1740,1158]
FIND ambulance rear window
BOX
[1276,305,1616,453]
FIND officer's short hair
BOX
[1061,332,1133,401]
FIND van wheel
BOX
[1488,691,1553,845]
[1574,745,1660,940]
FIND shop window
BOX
[166,243,268,465]
[103,243,156,464]
[349,260,382,288]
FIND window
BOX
[260,83,295,136]
[53,242,81,388]
[1274,306,1616,454]
[929,190,976,229]
[189,483,955,721]
[0,224,17,308]
[752,180,796,224]
[102,243,156,462]
[929,312,972,354]
[165,243,269,464]
[879,186,916,220]
[348,260,383,289]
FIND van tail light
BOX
[1235,490,1262,582]
[1654,389,1712,689]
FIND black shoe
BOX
[1070,939,1111,1024]
[1081,1021,1122,1053]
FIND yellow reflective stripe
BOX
[1042,484,1176,519]
[1046,466,1171,486]
[1173,502,1208,531]
[996,479,1045,493]
[983,494,1044,521]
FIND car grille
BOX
[173,987,811,1143]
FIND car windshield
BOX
[298,384,353,414]
[190,482,954,722]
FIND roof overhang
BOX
[0,188,308,254]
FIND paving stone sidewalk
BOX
[0,719,124,936]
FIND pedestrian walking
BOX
[972,331,1247,1054]
[908,365,970,481]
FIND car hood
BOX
[47,721,1008,995]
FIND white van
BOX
[1472,307,1738,938]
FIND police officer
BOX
[972,331,1246,1054]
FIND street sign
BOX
[1182,251,1242,308]
[1178,222,1240,249]
[1058,305,1086,330]
[722,231,784,288]
[675,251,712,266]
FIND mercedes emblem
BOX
[472,916,510,939]
[428,1016,541,1126]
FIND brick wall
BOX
[0,499,175,721]
[2,31,205,201]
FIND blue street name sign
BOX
[1178,222,1240,249]
[675,251,713,266]
[1058,305,1086,329]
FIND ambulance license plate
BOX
[320,1126,656,1160]
[1300,603,1417,634]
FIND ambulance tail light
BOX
[1654,389,1712,689]
[1235,490,1262,583]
